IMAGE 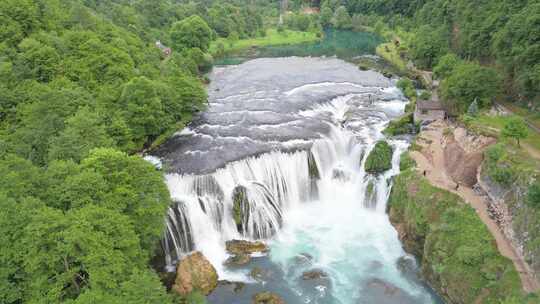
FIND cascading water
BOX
[152,57,442,303]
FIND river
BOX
[151,50,442,303]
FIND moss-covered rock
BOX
[252,292,285,304]
[226,239,268,255]
[387,170,524,304]
[383,113,419,136]
[307,151,320,180]
[365,141,393,174]
[172,251,218,296]
[232,186,249,233]
[399,152,416,172]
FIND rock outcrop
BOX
[226,239,268,255]
[365,141,393,174]
[252,292,285,304]
[232,186,250,234]
[443,127,495,186]
[172,251,218,296]
[301,269,328,280]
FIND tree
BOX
[319,6,333,27]
[15,38,60,82]
[48,107,115,162]
[81,148,171,252]
[502,116,529,146]
[410,25,449,69]
[118,270,173,303]
[434,53,461,79]
[22,205,144,302]
[170,15,213,52]
[332,6,352,29]
[119,76,165,145]
[0,195,42,304]
[8,80,91,165]
[440,62,501,114]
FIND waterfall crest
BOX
[162,93,409,277]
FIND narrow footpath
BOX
[410,120,540,293]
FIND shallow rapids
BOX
[151,57,442,303]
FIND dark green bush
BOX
[365,141,393,173]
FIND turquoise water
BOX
[214,29,383,65]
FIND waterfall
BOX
[161,94,409,278]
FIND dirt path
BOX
[523,142,540,160]
[410,120,540,293]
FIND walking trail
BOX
[410,120,540,293]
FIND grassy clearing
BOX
[209,29,319,56]
[375,42,408,73]
[502,102,540,130]
[469,113,540,152]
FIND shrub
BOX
[365,141,393,173]
[384,113,416,136]
[397,78,416,100]
[399,152,416,171]
[419,90,431,100]
[485,144,516,186]
[501,116,528,146]
[527,182,540,208]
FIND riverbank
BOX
[386,116,540,303]
[388,165,531,303]
[209,29,320,57]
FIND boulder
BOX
[365,141,393,174]
[232,186,250,234]
[224,253,251,266]
[249,267,273,282]
[363,278,417,304]
[217,280,245,293]
[172,251,218,296]
[307,151,320,180]
[252,292,285,304]
[366,278,409,298]
[301,269,328,280]
[293,252,313,266]
[226,240,268,255]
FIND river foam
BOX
[151,57,442,303]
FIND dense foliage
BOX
[0,0,274,303]
[335,0,540,107]
[364,141,393,173]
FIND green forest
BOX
[1,0,539,303]
[0,0,278,303]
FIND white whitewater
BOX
[162,96,437,303]
[154,57,440,303]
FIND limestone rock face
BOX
[444,127,495,186]
[252,292,285,304]
[226,239,268,255]
[172,251,218,296]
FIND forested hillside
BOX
[313,0,539,107]
[0,0,274,303]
